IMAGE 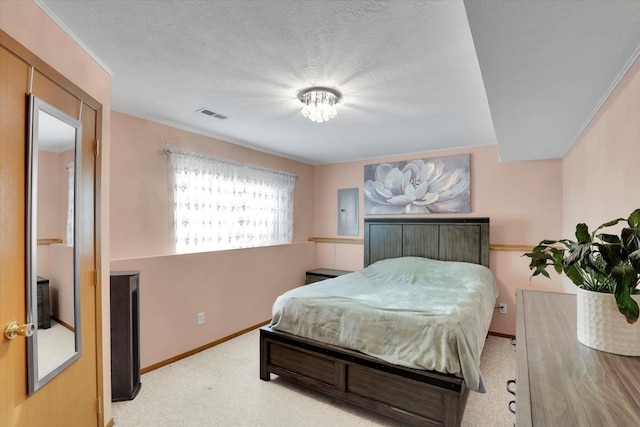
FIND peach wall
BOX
[50,244,74,327]
[313,145,565,335]
[37,151,66,241]
[36,150,76,327]
[1,1,112,423]
[109,112,317,367]
[111,242,315,368]
[110,112,315,259]
[35,151,67,284]
[563,55,640,292]
[36,242,74,327]
[314,145,563,244]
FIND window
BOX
[168,149,296,254]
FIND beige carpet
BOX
[112,329,515,426]
[37,320,76,376]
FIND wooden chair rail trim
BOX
[490,244,534,252]
[37,238,64,245]
[308,237,365,244]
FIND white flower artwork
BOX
[364,154,470,214]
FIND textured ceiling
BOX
[37,0,640,165]
[466,0,640,162]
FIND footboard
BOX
[260,326,468,427]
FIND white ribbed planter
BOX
[576,286,640,356]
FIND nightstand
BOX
[305,268,352,285]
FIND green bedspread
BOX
[271,256,498,392]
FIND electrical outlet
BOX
[197,312,205,325]
[499,303,507,314]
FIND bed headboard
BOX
[364,217,490,268]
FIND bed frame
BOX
[260,217,490,427]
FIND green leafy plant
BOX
[524,208,640,324]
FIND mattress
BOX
[270,256,498,392]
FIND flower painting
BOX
[364,154,470,214]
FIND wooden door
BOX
[0,42,100,426]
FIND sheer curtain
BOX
[169,150,296,254]
[66,162,74,246]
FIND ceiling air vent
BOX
[196,108,228,120]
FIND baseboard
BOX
[105,417,114,427]
[141,319,271,374]
[489,331,515,339]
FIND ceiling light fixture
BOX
[297,87,342,123]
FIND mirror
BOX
[26,94,82,394]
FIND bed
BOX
[260,217,494,427]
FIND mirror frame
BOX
[26,94,83,394]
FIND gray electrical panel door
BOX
[337,188,359,236]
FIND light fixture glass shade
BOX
[298,87,342,123]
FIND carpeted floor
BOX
[38,320,75,375]
[112,329,516,426]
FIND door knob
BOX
[4,321,35,340]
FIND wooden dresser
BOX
[515,290,640,426]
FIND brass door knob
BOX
[4,321,35,340]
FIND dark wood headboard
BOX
[364,217,490,268]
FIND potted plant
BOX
[524,208,640,355]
